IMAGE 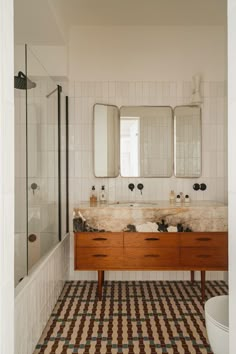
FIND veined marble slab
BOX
[73,201,228,232]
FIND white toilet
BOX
[205,295,229,354]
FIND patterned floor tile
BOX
[33,281,228,354]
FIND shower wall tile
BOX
[68,80,227,282]
[15,234,70,354]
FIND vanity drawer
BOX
[75,248,123,270]
[180,247,228,268]
[124,248,180,268]
[75,232,123,248]
[124,232,179,248]
[180,232,228,248]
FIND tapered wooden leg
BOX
[101,270,104,285]
[98,270,103,300]
[191,271,195,283]
[201,271,206,302]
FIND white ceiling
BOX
[14,0,227,45]
[52,0,227,27]
[14,0,67,44]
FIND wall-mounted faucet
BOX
[128,183,135,192]
[30,182,40,195]
[137,183,144,195]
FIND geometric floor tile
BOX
[33,281,228,354]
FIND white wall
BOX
[69,26,226,81]
[68,25,227,281]
[0,0,14,353]
[14,44,68,78]
[228,0,236,352]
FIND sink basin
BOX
[109,202,158,208]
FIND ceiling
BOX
[52,0,227,27]
[14,0,227,45]
[14,0,67,44]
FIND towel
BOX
[136,222,159,233]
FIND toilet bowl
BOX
[205,295,229,354]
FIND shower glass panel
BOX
[26,46,59,271]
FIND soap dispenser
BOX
[100,185,107,203]
[90,185,97,205]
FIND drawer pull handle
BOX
[197,255,211,258]
[92,238,107,241]
[93,254,107,258]
[145,238,160,241]
[196,238,211,241]
[144,254,160,258]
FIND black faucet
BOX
[128,183,135,192]
[137,183,144,195]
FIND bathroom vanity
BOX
[73,201,228,301]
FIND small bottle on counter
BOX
[184,194,190,203]
[100,185,107,203]
[176,194,181,203]
[169,190,175,203]
[90,185,97,206]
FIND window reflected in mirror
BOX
[120,106,173,177]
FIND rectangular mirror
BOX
[120,106,173,177]
[94,104,120,177]
[174,105,201,177]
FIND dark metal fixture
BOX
[193,183,200,191]
[14,71,36,90]
[66,96,69,233]
[137,183,144,195]
[46,87,59,98]
[200,183,207,191]
[58,86,62,241]
[28,234,37,242]
[30,182,38,194]
[128,183,135,191]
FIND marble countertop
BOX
[73,200,228,232]
[74,200,226,212]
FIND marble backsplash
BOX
[73,201,228,232]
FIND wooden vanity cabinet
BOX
[74,231,228,301]
[74,232,123,270]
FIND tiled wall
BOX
[15,234,70,354]
[68,80,227,281]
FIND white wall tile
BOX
[69,79,227,281]
[15,235,70,354]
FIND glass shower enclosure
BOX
[14,45,68,286]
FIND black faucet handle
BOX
[137,183,144,195]
[200,183,207,191]
[193,183,200,191]
[128,183,135,191]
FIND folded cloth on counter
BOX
[136,222,159,232]
[167,226,178,232]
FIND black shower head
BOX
[14,71,36,90]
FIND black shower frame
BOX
[58,86,70,241]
